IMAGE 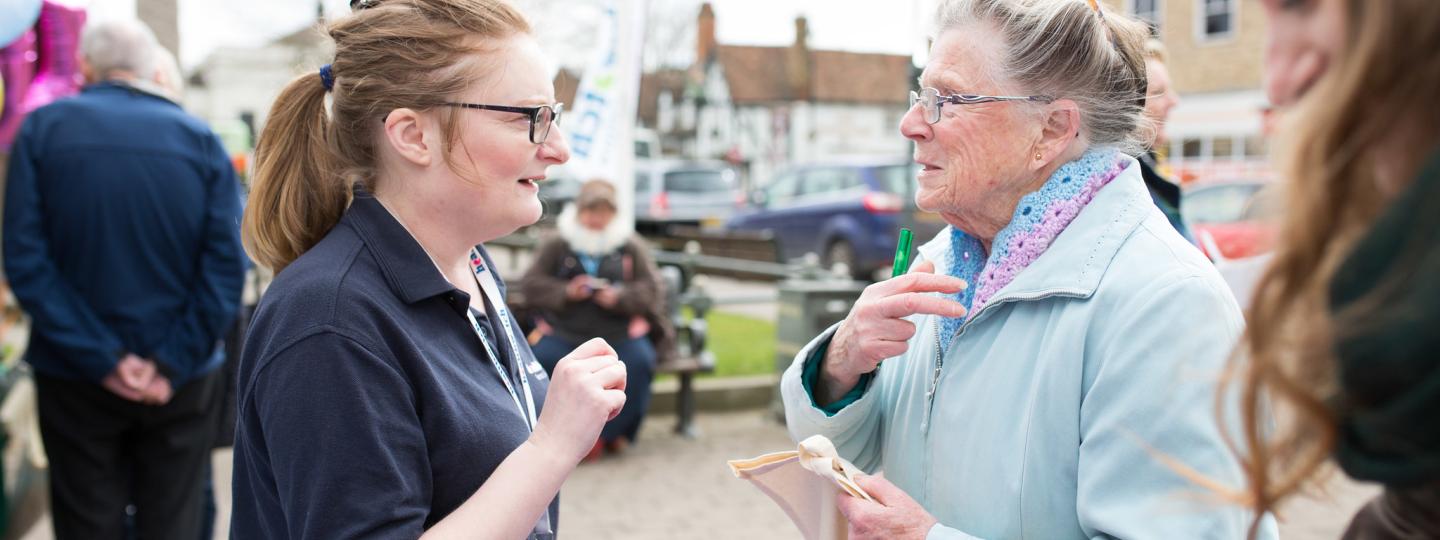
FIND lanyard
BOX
[469,250,552,537]
[466,248,537,432]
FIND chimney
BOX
[787,15,811,100]
[794,15,808,51]
[696,3,717,66]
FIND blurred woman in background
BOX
[522,180,671,460]
[1231,0,1440,537]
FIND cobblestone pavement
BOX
[557,411,797,540]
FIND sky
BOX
[65,0,937,71]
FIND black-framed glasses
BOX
[442,102,565,144]
[908,87,1055,124]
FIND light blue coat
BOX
[781,159,1277,539]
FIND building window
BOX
[1244,135,1268,158]
[1200,0,1235,40]
[1129,0,1161,36]
[1212,136,1235,160]
[1181,138,1204,160]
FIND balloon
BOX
[0,28,36,149]
[20,1,87,113]
[0,0,43,47]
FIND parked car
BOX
[634,159,742,234]
[1181,179,1280,261]
[727,158,921,280]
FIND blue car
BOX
[727,158,925,280]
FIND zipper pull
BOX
[926,320,945,413]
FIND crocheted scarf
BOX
[938,149,1129,353]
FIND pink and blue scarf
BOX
[938,149,1129,352]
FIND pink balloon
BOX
[0,28,37,150]
[20,1,87,113]
[0,1,85,151]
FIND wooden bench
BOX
[655,266,715,438]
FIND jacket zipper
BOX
[922,287,1088,419]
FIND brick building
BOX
[683,3,914,186]
[1109,0,1272,182]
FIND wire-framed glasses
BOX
[441,102,565,144]
[908,87,1055,124]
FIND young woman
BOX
[1233,0,1440,537]
[231,1,626,538]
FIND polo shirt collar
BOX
[341,188,459,305]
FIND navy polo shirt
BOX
[231,190,555,539]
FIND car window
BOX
[764,172,800,204]
[1183,184,1264,224]
[1239,186,1283,221]
[664,169,733,193]
[800,168,861,196]
[874,165,912,195]
[634,171,652,193]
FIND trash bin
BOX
[772,270,866,421]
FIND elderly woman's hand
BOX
[838,474,939,540]
[820,260,966,403]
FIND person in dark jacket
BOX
[522,179,672,458]
[1230,0,1440,537]
[1138,39,1192,243]
[1,20,244,539]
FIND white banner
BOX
[564,0,646,227]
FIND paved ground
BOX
[16,410,1381,539]
[555,411,798,540]
[551,412,1382,540]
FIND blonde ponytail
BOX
[241,72,348,273]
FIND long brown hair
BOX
[242,0,530,273]
[1229,0,1440,534]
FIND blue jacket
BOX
[783,158,1277,539]
[3,82,245,387]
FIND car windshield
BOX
[1183,183,1264,224]
[664,169,733,193]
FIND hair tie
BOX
[1086,0,1106,22]
[319,64,335,92]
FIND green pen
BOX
[891,228,914,278]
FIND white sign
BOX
[564,0,646,227]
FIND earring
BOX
[1034,152,1043,161]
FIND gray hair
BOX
[934,0,1153,155]
[81,19,160,82]
[1144,38,1168,63]
[150,45,184,98]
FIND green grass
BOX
[670,308,776,379]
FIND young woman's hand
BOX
[529,338,627,465]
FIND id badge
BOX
[531,506,554,539]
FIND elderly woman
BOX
[522,180,671,459]
[781,1,1274,538]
